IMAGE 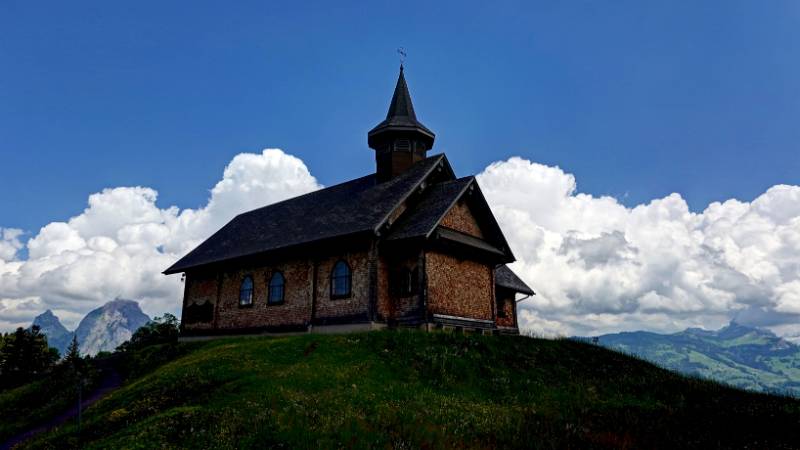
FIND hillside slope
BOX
[594,322,800,395]
[20,331,800,449]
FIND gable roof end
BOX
[385,176,515,262]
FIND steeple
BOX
[369,66,436,182]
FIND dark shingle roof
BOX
[495,265,535,295]
[385,177,474,241]
[164,155,448,274]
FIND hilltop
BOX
[7,331,800,449]
[594,321,800,395]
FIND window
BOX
[495,291,507,318]
[331,260,352,298]
[389,267,419,297]
[398,268,412,296]
[239,276,254,306]
[268,271,285,305]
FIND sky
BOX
[1,1,799,338]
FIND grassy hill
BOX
[10,331,800,449]
[594,322,800,395]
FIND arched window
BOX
[239,276,254,306]
[268,271,285,305]
[330,260,352,299]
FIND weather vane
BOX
[397,47,407,66]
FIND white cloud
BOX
[0,228,24,262]
[1,150,798,341]
[478,157,800,338]
[0,149,321,330]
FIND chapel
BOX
[164,66,534,335]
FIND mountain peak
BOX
[104,298,143,312]
[29,299,151,357]
[32,309,66,330]
[33,309,57,321]
[74,299,150,355]
[31,309,72,356]
[727,319,753,329]
[718,321,777,340]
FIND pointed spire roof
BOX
[368,66,435,147]
[386,65,418,122]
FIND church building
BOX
[164,67,534,336]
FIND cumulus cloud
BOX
[0,228,23,262]
[1,149,798,341]
[478,157,800,338]
[0,149,321,330]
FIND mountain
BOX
[591,321,800,395]
[30,310,72,356]
[73,299,150,355]
[30,299,150,357]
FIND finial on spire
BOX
[397,47,407,69]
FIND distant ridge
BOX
[30,299,150,356]
[588,321,800,395]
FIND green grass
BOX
[0,365,101,443]
[16,331,800,449]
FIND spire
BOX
[385,65,417,122]
[368,66,435,181]
[369,66,435,144]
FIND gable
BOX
[440,199,484,239]
[384,177,515,263]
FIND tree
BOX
[0,325,59,390]
[116,313,180,352]
[63,335,81,368]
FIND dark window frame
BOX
[397,266,418,297]
[330,260,352,299]
[268,271,286,305]
[495,291,507,318]
[239,275,255,308]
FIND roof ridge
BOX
[164,153,453,274]
[231,154,448,220]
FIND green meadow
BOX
[6,331,800,449]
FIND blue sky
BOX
[2,1,800,337]
[2,0,799,232]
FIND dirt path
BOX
[1,366,122,450]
